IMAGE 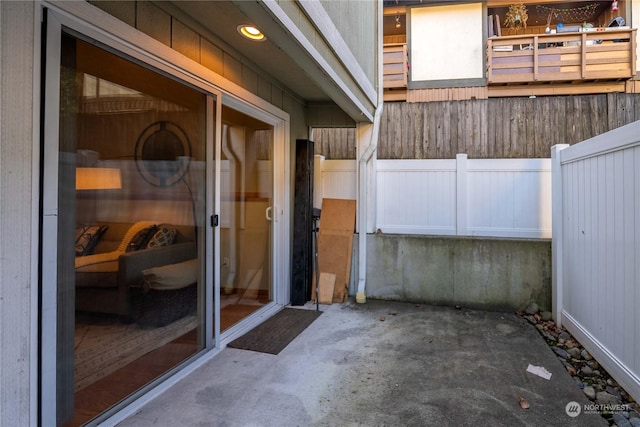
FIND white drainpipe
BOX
[221,125,237,294]
[356,103,383,304]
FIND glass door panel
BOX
[219,106,274,331]
[54,32,209,426]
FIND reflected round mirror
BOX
[134,121,191,187]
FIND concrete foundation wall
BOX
[364,234,551,312]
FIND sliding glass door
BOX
[41,8,288,426]
[43,29,211,426]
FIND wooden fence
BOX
[311,93,640,160]
[552,121,640,404]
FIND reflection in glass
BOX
[57,33,208,426]
[219,108,273,331]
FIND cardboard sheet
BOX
[316,198,356,303]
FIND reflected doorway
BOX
[219,107,274,331]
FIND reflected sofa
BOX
[75,221,197,318]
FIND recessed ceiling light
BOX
[237,25,266,41]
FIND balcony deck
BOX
[487,28,637,86]
[383,28,637,101]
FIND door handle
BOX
[265,206,272,221]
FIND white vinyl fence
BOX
[376,155,552,238]
[552,121,640,404]
[314,157,357,208]
[315,155,552,239]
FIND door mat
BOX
[227,308,322,354]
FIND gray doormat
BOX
[227,308,322,354]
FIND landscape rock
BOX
[606,386,622,399]
[541,311,553,321]
[581,366,593,376]
[567,347,582,359]
[596,391,620,406]
[612,413,632,427]
[583,386,596,400]
[552,346,569,359]
[558,331,571,341]
[564,363,577,376]
[524,302,539,315]
[522,307,637,427]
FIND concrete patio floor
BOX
[117,299,607,427]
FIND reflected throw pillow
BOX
[126,225,158,252]
[75,224,108,256]
[147,226,177,248]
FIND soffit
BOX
[167,1,329,103]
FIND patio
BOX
[117,300,607,426]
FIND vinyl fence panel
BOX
[375,157,551,238]
[552,120,640,405]
[466,159,552,238]
[377,160,457,235]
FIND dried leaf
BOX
[519,396,530,409]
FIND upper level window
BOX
[410,3,484,84]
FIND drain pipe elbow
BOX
[356,103,383,304]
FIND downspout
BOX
[356,103,383,304]
[221,125,237,294]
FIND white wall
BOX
[0,2,36,425]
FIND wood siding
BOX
[378,93,640,159]
[89,0,301,118]
[313,128,357,159]
[313,94,640,160]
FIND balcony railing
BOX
[487,28,637,85]
[383,43,408,89]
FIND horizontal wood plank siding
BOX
[406,86,488,102]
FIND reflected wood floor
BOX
[66,302,263,426]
